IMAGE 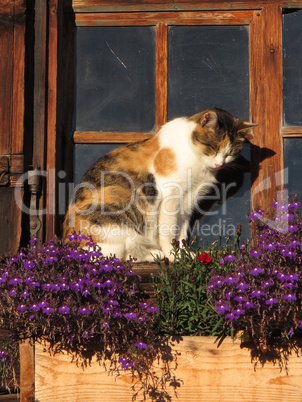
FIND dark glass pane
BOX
[75,27,156,132]
[74,144,122,186]
[284,138,302,200]
[283,10,302,126]
[192,143,252,246]
[168,25,251,244]
[167,26,249,120]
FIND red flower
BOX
[198,252,212,265]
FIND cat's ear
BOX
[200,111,218,128]
[237,122,257,141]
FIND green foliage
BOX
[152,240,224,337]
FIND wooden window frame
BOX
[44,0,302,237]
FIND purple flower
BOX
[282,249,296,259]
[215,302,229,314]
[82,289,91,297]
[0,350,8,362]
[251,290,265,299]
[236,282,248,291]
[249,211,263,221]
[8,277,22,286]
[289,201,300,211]
[58,305,70,315]
[78,307,92,315]
[135,342,147,350]
[261,279,273,288]
[265,297,278,306]
[244,301,254,309]
[249,250,262,259]
[124,312,137,320]
[234,295,247,303]
[43,306,55,315]
[289,241,301,249]
[287,225,298,233]
[224,255,237,263]
[59,282,69,291]
[281,213,294,221]
[225,291,233,300]
[276,272,287,282]
[119,357,133,370]
[285,273,299,283]
[30,304,40,312]
[23,260,35,270]
[17,304,27,312]
[283,294,297,303]
[21,290,30,299]
[250,267,264,276]
[147,306,159,314]
[38,301,49,309]
[224,275,238,285]
[225,308,245,321]
[263,243,276,252]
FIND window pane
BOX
[168,25,251,244]
[75,27,156,132]
[283,10,302,126]
[74,144,122,186]
[167,26,249,120]
[284,138,302,200]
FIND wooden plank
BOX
[19,340,35,402]
[11,0,26,155]
[46,0,59,240]
[250,5,283,211]
[156,22,167,130]
[0,188,22,254]
[281,126,302,137]
[0,1,14,154]
[33,0,47,170]
[74,131,154,144]
[68,0,302,13]
[34,336,302,402]
[75,10,255,26]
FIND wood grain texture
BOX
[11,1,26,156]
[75,11,254,26]
[74,131,154,144]
[19,340,34,402]
[34,337,302,402]
[281,126,302,137]
[250,5,283,211]
[46,0,59,240]
[68,0,302,13]
[156,22,167,130]
[0,3,14,155]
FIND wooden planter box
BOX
[20,336,302,402]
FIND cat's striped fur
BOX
[63,108,256,261]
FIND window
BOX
[283,9,302,201]
[72,10,255,242]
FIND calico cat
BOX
[63,108,256,261]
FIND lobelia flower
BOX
[283,294,297,303]
[135,342,147,350]
[265,297,278,306]
[250,267,264,276]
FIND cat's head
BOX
[189,107,256,169]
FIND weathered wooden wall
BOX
[0,0,26,255]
